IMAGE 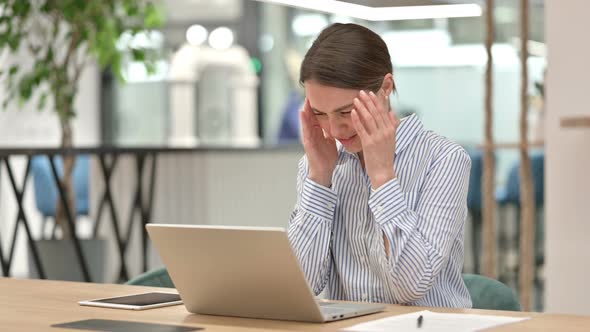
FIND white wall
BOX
[545,1,590,315]
[0,56,100,146]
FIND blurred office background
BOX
[1,0,589,316]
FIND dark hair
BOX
[299,23,396,93]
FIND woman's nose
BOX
[329,118,347,137]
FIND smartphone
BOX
[79,291,182,310]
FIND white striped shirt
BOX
[288,114,472,308]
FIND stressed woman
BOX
[287,23,472,308]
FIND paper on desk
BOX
[342,310,529,332]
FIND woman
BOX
[287,23,472,308]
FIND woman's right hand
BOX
[300,99,338,188]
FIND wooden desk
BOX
[2,278,590,331]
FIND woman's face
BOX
[304,80,363,153]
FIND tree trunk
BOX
[54,107,77,240]
[482,0,498,279]
[519,0,536,311]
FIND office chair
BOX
[126,267,175,288]
[463,273,521,311]
[30,155,90,238]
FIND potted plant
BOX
[0,0,164,282]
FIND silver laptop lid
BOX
[146,224,326,322]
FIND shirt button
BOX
[327,202,334,209]
[376,205,383,213]
[361,293,368,301]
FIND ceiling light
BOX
[292,14,329,37]
[252,0,482,21]
[186,24,208,46]
[208,27,234,50]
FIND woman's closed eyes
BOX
[313,111,352,117]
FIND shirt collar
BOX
[395,113,423,155]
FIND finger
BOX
[302,117,328,152]
[369,90,390,129]
[300,108,312,139]
[351,109,369,142]
[360,90,385,130]
[300,104,322,141]
[303,99,321,128]
[353,95,378,134]
[300,100,313,128]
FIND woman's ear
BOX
[380,73,395,96]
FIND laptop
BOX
[146,224,385,322]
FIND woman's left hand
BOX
[351,90,400,189]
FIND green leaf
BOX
[79,28,89,42]
[63,5,76,21]
[145,61,156,75]
[0,15,11,25]
[13,1,32,16]
[72,0,87,11]
[144,3,165,29]
[9,65,18,76]
[123,0,140,16]
[45,48,54,63]
[18,75,35,101]
[8,35,21,51]
[40,2,51,12]
[37,93,48,111]
[131,48,146,61]
[33,62,51,82]
[111,54,125,83]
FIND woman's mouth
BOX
[337,135,357,146]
